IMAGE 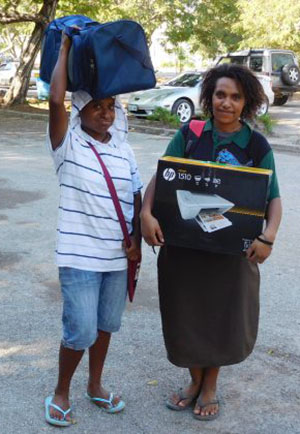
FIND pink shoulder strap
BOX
[87,142,131,248]
[189,120,206,137]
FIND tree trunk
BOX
[3,0,59,106]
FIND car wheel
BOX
[281,64,300,86]
[256,98,269,116]
[172,98,194,123]
[273,95,289,106]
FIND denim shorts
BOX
[59,267,127,351]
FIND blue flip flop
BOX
[86,392,125,414]
[45,395,75,427]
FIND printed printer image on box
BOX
[153,157,272,255]
[176,190,234,233]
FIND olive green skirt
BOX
[158,245,260,368]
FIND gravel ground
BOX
[0,112,299,434]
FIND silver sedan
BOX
[128,72,203,123]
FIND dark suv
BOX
[216,49,300,106]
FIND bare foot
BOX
[87,385,121,409]
[49,394,73,422]
[169,382,201,409]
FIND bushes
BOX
[147,107,181,128]
[255,113,276,134]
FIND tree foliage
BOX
[0,22,34,60]
[163,0,241,58]
[56,0,111,22]
[104,0,172,42]
[236,0,300,56]
[0,0,58,105]
[0,0,46,24]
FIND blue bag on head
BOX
[67,19,156,98]
[40,16,156,98]
[40,15,97,83]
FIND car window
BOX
[166,73,202,87]
[249,56,263,72]
[218,56,247,66]
[271,53,295,72]
[0,63,15,71]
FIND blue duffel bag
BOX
[40,15,97,84]
[40,16,156,98]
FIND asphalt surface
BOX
[0,110,299,434]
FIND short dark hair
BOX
[200,63,266,119]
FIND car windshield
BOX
[165,73,202,87]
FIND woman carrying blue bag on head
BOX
[44,32,143,427]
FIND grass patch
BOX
[147,107,181,128]
[255,113,276,134]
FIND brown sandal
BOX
[166,387,198,411]
[193,398,220,421]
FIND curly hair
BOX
[200,63,266,120]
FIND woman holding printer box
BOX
[141,64,282,421]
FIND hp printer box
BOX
[153,156,272,255]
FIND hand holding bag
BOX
[88,142,141,302]
[40,16,156,99]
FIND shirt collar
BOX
[205,118,253,149]
[74,124,116,148]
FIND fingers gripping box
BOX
[153,157,272,255]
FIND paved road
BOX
[269,98,300,141]
[0,112,299,433]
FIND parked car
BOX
[128,70,273,123]
[255,74,274,115]
[216,48,300,106]
[128,72,203,123]
[0,61,39,87]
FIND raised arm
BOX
[48,33,71,150]
[140,174,164,246]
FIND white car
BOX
[0,61,38,87]
[255,73,274,115]
[128,71,274,122]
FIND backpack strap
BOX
[245,129,268,167]
[189,120,206,137]
[184,120,206,158]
